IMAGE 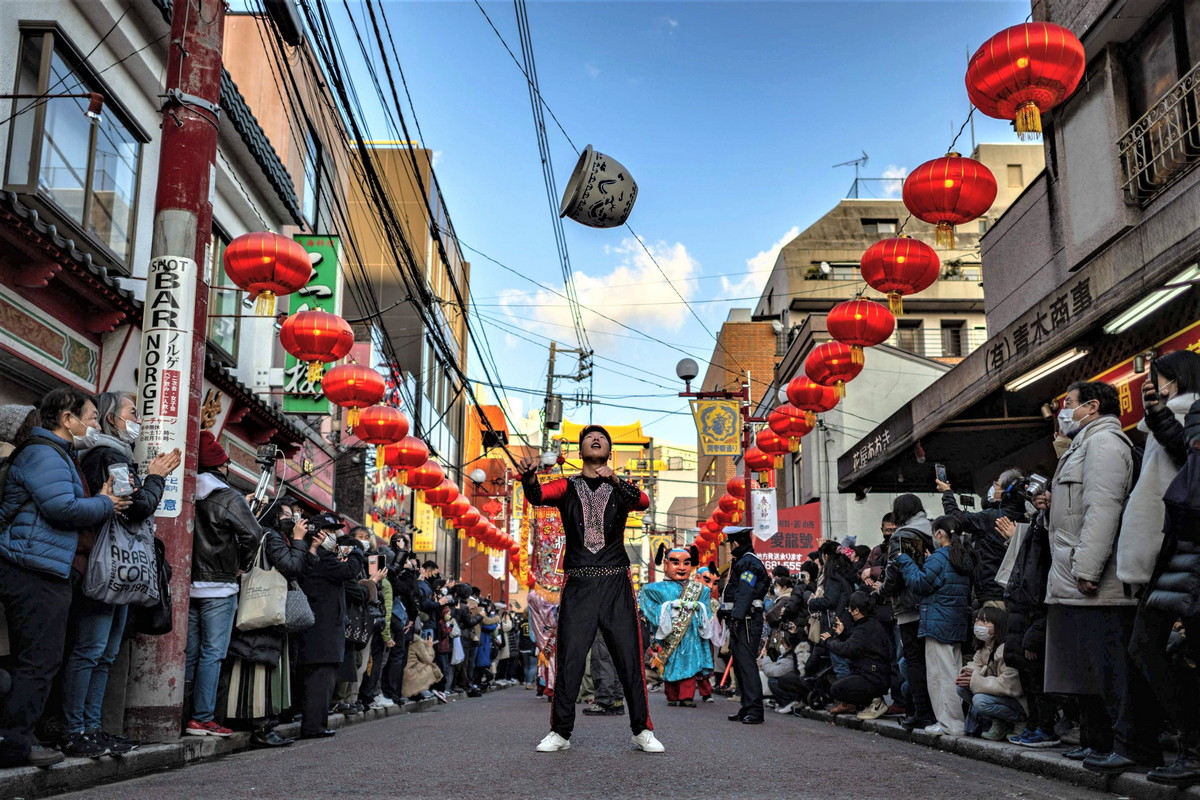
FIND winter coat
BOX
[808,557,855,634]
[1145,445,1200,617]
[1046,415,1135,607]
[825,614,892,679]
[942,490,1023,604]
[1002,511,1051,664]
[896,546,971,644]
[1118,393,1198,587]
[0,427,112,579]
[192,472,262,584]
[476,620,498,667]
[879,514,935,624]
[967,641,1026,710]
[402,634,442,697]
[295,548,361,664]
[226,529,316,667]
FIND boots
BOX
[1148,734,1200,787]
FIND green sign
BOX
[283,235,343,415]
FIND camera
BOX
[1017,473,1050,500]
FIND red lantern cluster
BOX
[827,299,895,358]
[381,436,429,484]
[859,236,941,315]
[805,341,864,399]
[321,364,385,428]
[768,404,815,453]
[223,231,312,316]
[902,152,997,249]
[280,309,355,383]
[967,22,1085,140]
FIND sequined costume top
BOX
[522,472,649,570]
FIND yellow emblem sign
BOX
[690,399,741,456]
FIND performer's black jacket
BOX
[723,545,769,618]
[522,471,649,570]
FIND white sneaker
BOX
[775,701,798,715]
[378,696,395,708]
[856,698,888,720]
[536,732,571,752]
[631,730,665,753]
[923,723,946,736]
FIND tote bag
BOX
[84,516,160,606]
[235,538,288,631]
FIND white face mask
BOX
[357,539,371,551]
[973,624,993,642]
[1058,403,1095,437]
[70,416,102,450]
[987,486,1000,502]
[118,420,141,444]
[321,533,337,552]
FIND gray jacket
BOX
[1046,415,1135,607]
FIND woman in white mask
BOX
[955,606,1027,741]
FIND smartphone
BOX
[1149,358,1159,394]
[934,463,948,484]
[376,555,386,571]
[338,545,351,557]
[107,464,135,496]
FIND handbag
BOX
[235,537,288,631]
[344,599,373,648]
[84,515,160,606]
[132,537,172,635]
[450,636,465,666]
[285,581,315,633]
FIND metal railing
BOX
[889,328,987,360]
[1119,59,1200,206]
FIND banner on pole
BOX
[136,255,197,518]
[488,553,505,580]
[412,498,437,552]
[689,399,741,456]
[751,488,777,541]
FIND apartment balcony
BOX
[887,327,988,362]
[1119,59,1200,206]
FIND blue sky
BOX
[330,0,1031,447]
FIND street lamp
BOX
[469,468,487,485]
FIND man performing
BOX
[720,526,769,724]
[639,546,713,707]
[520,425,665,753]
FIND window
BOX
[895,319,923,355]
[861,219,898,235]
[940,320,966,358]
[206,228,239,363]
[5,27,145,267]
[1006,164,1024,187]
[302,125,322,229]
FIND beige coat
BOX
[402,634,443,697]
[968,642,1027,712]
[1046,415,1135,607]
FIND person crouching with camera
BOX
[821,591,893,718]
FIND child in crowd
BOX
[956,607,1027,740]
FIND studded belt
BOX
[565,566,629,578]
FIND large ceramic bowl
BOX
[558,144,638,229]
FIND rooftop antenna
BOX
[833,151,869,198]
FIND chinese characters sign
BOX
[851,427,894,472]
[412,497,437,552]
[985,275,1094,374]
[755,502,823,575]
[135,256,196,518]
[283,235,342,415]
[751,488,777,542]
[689,399,740,456]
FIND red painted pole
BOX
[125,0,225,743]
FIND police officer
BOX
[719,526,769,724]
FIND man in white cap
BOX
[719,526,769,724]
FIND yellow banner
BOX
[412,497,437,552]
[690,399,741,456]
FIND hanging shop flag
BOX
[689,399,741,456]
[412,496,437,552]
[283,235,343,415]
[751,488,777,542]
[488,553,505,580]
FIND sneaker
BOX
[185,720,233,738]
[377,696,395,708]
[648,683,662,693]
[856,698,889,721]
[432,690,448,703]
[702,695,715,703]
[27,744,65,767]
[535,732,571,752]
[369,700,384,710]
[89,731,133,756]
[765,698,779,709]
[923,723,947,736]
[775,701,798,715]
[61,731,107,758]
[982,721,1010,741]
[631,730,665,753]
[106,732,141,751]
[1010,728,1060,747]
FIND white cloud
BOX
[881,164,907,198]
[585,62,601,79]
[663,17,678,27]
[719,226,800,300]
[499,237,699,335]
[431,150,444,168]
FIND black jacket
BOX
[226,529,317,667]
[193,476,262,583]
[1146,448,1200,617]
[80,443,165,525]
[724,545,769,619]
[522,472,648,569]
[1002,511,1051,665]
[942,491,1023,603]
[1146,402,1190,468]
[825,613,892,679]
[808,556,855,634]
[879,522,934,618]
[296,548,361,664]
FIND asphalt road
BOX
[58,689,1113,800]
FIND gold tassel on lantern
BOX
[307,361,324,384]
[935,222,955,249]
[888,292,904,316]
[835,381,846,399]
[468,537,475,547]
[254,290,277,317]
[346,407,361,428]
[788,438,800,454]
[457,529,465,540]
[1015,101,1042,141]
[375,446,385,471]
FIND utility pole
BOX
[645,436,655,579]
[125,0,225,743]
[541,341,557,453]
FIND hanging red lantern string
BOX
[352,405,409,469]
[468,520,489,546]
[456,507,482,534]
[744,445,776,483]
[444,495,470,526]
[768,404,815,453]
[726,475,760,505]
[967,21,1085,140]
[902,152,997,248]
[322,364,385,428]
[805,341,865,399]
[859,235,941,315]
[381,435,429,485]
[827,298,896,359]
[223,231,312,316]
[280,309,355,383]
[718,493,741,516]
[406,459,444,500]
[425,479,459,517]
[756,428,791,469]
[785,375,840,427]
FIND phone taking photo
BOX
[935,463,948,484]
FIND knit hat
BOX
[0,404,35,444]
[197,430,230,468]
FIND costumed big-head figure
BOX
[693,564,719,590]
[656,544,699,581]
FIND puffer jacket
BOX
[192,471,262,583]
[824,613,892,679]
[1145,445,1200,617]
[1003,510,1051,665]
[967,642,1027,712]
[1118,393,1198,587]
[896,546,972,644]
[77,435,166,577]
[942,490,1024,604]
[0,427,113,579]
[879,513,934,624]
[402,634,442,697]
[1046,415,1135,607]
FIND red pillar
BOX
[125,0,225,742]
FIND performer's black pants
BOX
[730,615,764,721]
[296,663,337,736]
[552,571,652,738]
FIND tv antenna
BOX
[833,151,870,197]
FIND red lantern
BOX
[426,479,459,516]
[827,299,896,359]
[768,404,815,453]
[785,376,839,428]
[353,406,409,469]
[718,494,740,516]
[223,231,312,316]
[902,153,997,248]
[468,521,490,544]
[381,436,429,484]
[322,364,385,428]
[756,428,791,469]
[744,446,775,483]
[280,309,355,383]
[967,22,1085,140]
[859,235,941,315]
[406,459,444,495]
[726,476,760,500]
[444,495,470,523]
[805,341,864,398]
[457,508,481,532]
[712,508,732,526]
